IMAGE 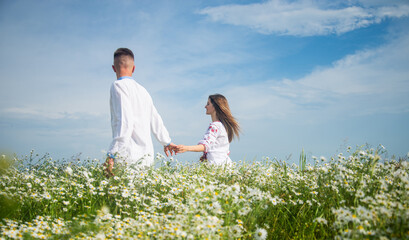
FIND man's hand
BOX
[164,143,177,157]
[103,157,115,178]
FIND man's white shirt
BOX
[108,77,171,167]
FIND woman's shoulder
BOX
[207,121,224,132]
[210,121,223,128]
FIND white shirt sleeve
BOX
[150,100,171,146]
[108,83,134,155]
[198,123,220,152]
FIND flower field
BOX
[1,146,408,239]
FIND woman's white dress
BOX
[198,121,232,165]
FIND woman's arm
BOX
[176,144,205,153]
[176,123,220,154]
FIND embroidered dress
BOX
[198,121,232,165]
[107,77,171,167]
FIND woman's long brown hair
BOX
[209,94,240,143]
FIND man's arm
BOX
[149,97,175,156]
[150,103,171,144]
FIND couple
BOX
[105,48,240,177]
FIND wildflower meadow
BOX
[1,145,408,239]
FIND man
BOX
[105,48,175,176]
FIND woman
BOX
[176,94,240,165]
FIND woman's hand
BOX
[176,145,188,153]
[176,144,205,153]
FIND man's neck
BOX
[116,72,133,79]
[118,76,133,80]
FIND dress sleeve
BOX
[198,123,220,153]
[108,83,134,156]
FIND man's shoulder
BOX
[111,78,142,89]
[111,79,151,96]
[132,80,150,95]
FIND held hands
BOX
[175,145,188,153]
[168,144,205,154]
[164,143,189,156]
[164,143,178,157]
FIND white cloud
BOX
[2,107,68,120]
[225,31,409,121]
[1,107,103,120]
[199,0,409,36]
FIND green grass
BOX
[0,145,408,239]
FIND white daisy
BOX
[254,228,267,240]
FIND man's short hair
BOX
[114,48,134,60]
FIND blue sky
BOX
[1,0,408,164]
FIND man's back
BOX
[108,77,171,167]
